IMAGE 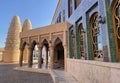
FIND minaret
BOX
[22,19,32,32]
[3,16,21,63]
[21,19,32,62]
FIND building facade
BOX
[52,0,118,62]
[52,0,120,83]
[3,0,120,83]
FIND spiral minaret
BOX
[3,16,21,63]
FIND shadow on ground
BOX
[0,64,53,83]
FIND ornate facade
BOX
[3,0,120,83]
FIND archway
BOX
[54,38,64,70]
[20,42,28,67]
[41,39,49,69]
[30,41,38,68]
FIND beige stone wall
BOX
[23,45,28,62]
[0,55,3,61]
[20,22,68,38]
[0,48,4,62]
[67,59,120,83]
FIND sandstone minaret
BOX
[3,16,21,63]
[22,19,32,32]
[21,19,32,62]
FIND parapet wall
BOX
[67,59,120,83]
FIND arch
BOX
[19,41,28,66]
[41,39,49,69]
[89,11,98,23]
[29,40,39,68]
[31,40,38,49]
[70,29,75,58]
[53,37,63,47]
[68,0,73,17]
[20,40,29,49]
[111,0,120,61]
[78,23,86,59]
[54,37,62,46]
[42,39,49,47]
[21,42,27,50]
[89,12,104,61]
[53,37,64,70]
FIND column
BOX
[28,46,33,68]
[19,48,23,67]
[63,31,68,71]
[38,46,42,68]
[63,45,67,71]
[50,45,54,69]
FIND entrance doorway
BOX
[54,38,64,70]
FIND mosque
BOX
[1,0,120,83]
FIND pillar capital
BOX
[63,44,67,47]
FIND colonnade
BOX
[19,41,67,70]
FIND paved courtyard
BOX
[0,64,53,83]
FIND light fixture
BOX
[98,16,105,24]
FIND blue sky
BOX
[0,0,58,48]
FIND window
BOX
[58,12,61,22]
[63,10,66,22]
[115,2,120,49]
[68,0,73,17]
[71,29,75,58]
[55,12,61,23]
[78,24,86,59]
[90,12,103,61]
[75,0,81,9]
[113,1,120,61]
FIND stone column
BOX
[50,45,54,69]
[63,31,68,71]
[63,45,68,71]
[38,46,42,68]
[19,48,23,67]
[28,46,33,68]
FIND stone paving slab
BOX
[0,64,53,83]
[14,67,50,74]
[50,70,79,83]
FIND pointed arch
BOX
[54,37,63,46]
[53,37,64,70]
[111,0,120,61]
